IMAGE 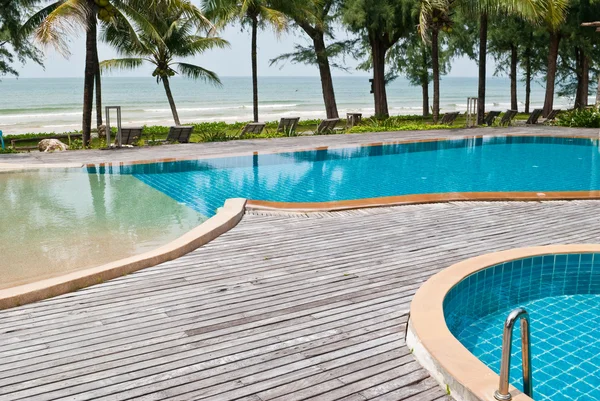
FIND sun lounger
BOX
[303,118,341,135]
[276,117,300,135]
[499,110,518,126]
[525,109,543,125]
[440,112,460,125]
[116,127,143,146]
[541,109,561,124]
[484,110,501,126]
[239,122,266,137]
[166,126,193,143]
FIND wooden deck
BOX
[2,200,600,400]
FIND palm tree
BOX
[203,0,287,122]
[100,2,227,125]
[419,0,453,123]
[541,1,571,116]
[474,0,567,123]
[24,0,187,145]
[270,0,342,119]
[420,0,567,124]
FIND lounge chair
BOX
[440,112,460,125]
[525,109,544,125]
[239,122,266,137]
[166,126,194,143]
[541,109,561,124]
[303,118,341,135]
[499,110,518,126]
[276,117,300,135]
[116,127,143,146]
[484,110,501,126]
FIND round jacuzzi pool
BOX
[445,254,600,401]
[407,246,600,401]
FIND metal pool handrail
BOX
[494,307,533,401]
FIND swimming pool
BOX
[89,135,600,217]
[5,134,600,290]
[444,253,600,401]
[0,168,205,289]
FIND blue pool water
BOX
[444,254,600,401]
[88,136,600,217]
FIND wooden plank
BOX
[3,200,600,401]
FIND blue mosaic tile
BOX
[444,253,600,401]
[88,136,600,217]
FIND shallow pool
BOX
[90,136,600,217]
[6,135,600,289]
[444,254,600,401]
[0,169,205,288]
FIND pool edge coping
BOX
[79,133,600,168]
[246,192,600,212]
[0,198,247,310]
[407,244,600,401]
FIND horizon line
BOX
[5,74,502,80]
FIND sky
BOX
[15,19,492,79]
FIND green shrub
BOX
[349,116,451,133]
[198,130,230,142]
[556,108,600,128]
[68,138,85,150]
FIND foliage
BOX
[555,107,600,128]
[554,0,600,105]
[349,123,452,133]
[203,0,288,31]
[68,138,85,150]
[197,130,231,142]
[269,0,354,70]
[101,2,225,84]
[349,116,451,132]
[0,0,43,77]
[100,1,226,124]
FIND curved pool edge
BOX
[406,244,600,401]
[246,191,600,213]
[0,198,247,310]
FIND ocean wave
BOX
[144,103,300,113]
[0,111,82,119]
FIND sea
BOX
[0,76,583,135]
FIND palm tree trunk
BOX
[525,46,532,114]
[477,12,488,125]
[596,75,600,107]
[371,37,389,118]
[510,44,518,112]
[82,8,97,146]
[94,45,103,128]
[421,46,429,117]
[250,13,259,122]
[421,81,429,117]
[431,28,440,123]
[162,77,181,125]
[575,48,583,109]
[313,34,339,119]
[580,54,590,108]
[543,32,560,117]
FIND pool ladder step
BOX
[494,308,533,401]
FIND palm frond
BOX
[21,1,63,37]
[34,0,90,55]
[175,36,229,57]
[175,62,222,85]
[99,57,145,72]
[110,0,168,48]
